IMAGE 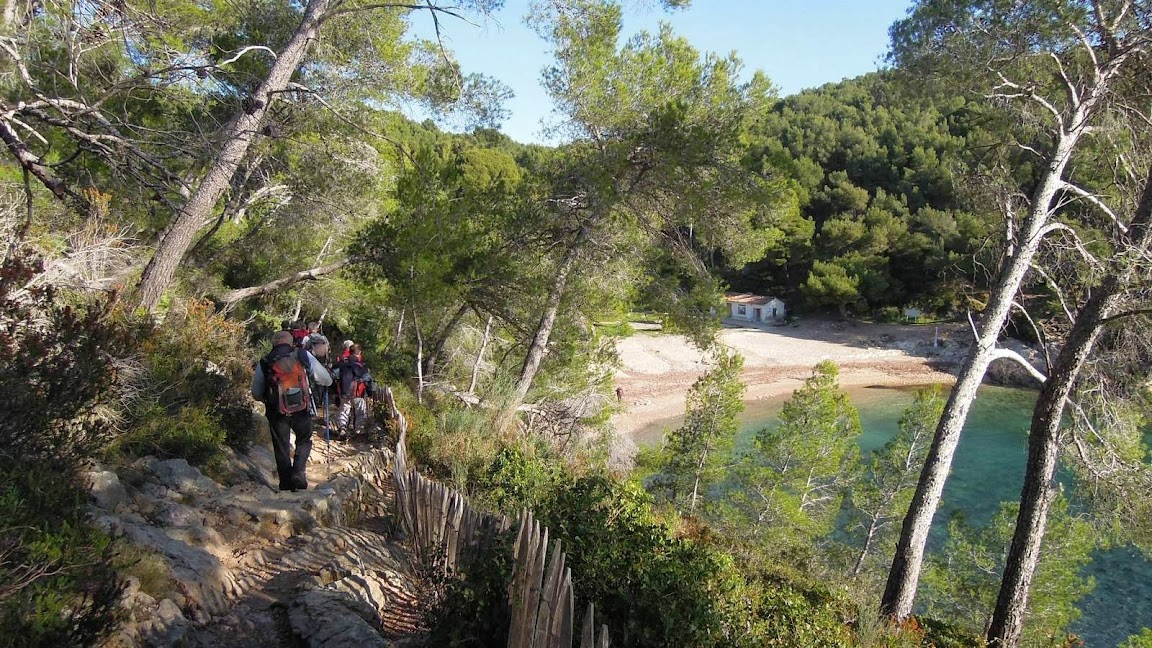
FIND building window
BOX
[737,305,746,315]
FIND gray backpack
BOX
[304,333,330,360]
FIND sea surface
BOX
[633,384,1152,647]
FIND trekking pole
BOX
[324,389,330,455]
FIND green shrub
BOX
[1,248,138,464]
[474,443,556,513]
[0,463,124,647]
[594,320,635,338]
[423,529,516,647]
[740,565,855,647]
[876,306,906,323]
[630,442,671,485]
[0,241,128,646]
[426,407,503,493]
[114,403,228,470]
[373,349,416,384]
[850,607,928,648]
[535,475,741,647]
[916,617,987,648]
[1122,628,1152,648]
[118,299,255,467]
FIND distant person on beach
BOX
[251,330,332,492]
[615,386,624,402]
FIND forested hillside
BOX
[738,74,997,316]
[2,0,1151,646]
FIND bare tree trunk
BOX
[391,310,405,351]
[881,12,1139,618]
[987,168,1152,647]
[512,235,584,404]
[689,448,709,512]
[412,307,425,405]
[468,313,493,394]
[2,0,18,26]
[881,125,1083,620]
[853,516,882,576]
[218,257,353,307]
[0,117,76,202]
[135,0,332,313]
[423,302,469,379]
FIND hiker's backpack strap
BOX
[296,347,313,372]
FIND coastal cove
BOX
[630,384,1152,647]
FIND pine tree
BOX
[661,350,746,513]
[730,360,862,544]
[846,386,944,576]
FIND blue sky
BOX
[408,0,913,144]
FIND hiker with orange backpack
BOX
[333,344,376,440]
[250,330,332,492]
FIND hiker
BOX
[301,323,331,415]
[334,344,376,439]
[251,330,332,492]
[339,339,354,361]
[302,322,330,362]
[615,386,624,402]
[289,321,310,347]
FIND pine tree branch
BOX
[218,256,361,307]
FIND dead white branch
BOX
[988,347,1048,384]
[219,256,359,307]
[216,45,277,67]
[1059,181,1127,232]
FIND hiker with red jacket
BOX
[289,321,310,347]
[334,344,375,439]
[251,330,332,492]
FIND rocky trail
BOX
[90,424,430,648]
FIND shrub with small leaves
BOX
[0,241,130,646]
[118,299,256,466]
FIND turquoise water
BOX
[634,385,1152,646]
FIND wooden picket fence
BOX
[392,431,509,574]
[385,390,609,648]
[507,509,610,648]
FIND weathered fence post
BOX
[391,424,607,647]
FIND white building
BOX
[725,292,786,323]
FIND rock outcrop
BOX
[88,434,422,648]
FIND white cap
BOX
[342,340,353,348]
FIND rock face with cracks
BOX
[88,428,425,648]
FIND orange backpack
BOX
[263,349,311,415]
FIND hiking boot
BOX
[291,474,308,491]
[279,480,297,493]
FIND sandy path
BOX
[610,319,962,439]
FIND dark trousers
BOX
[267,408,312,489]
[312,385,329,423]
